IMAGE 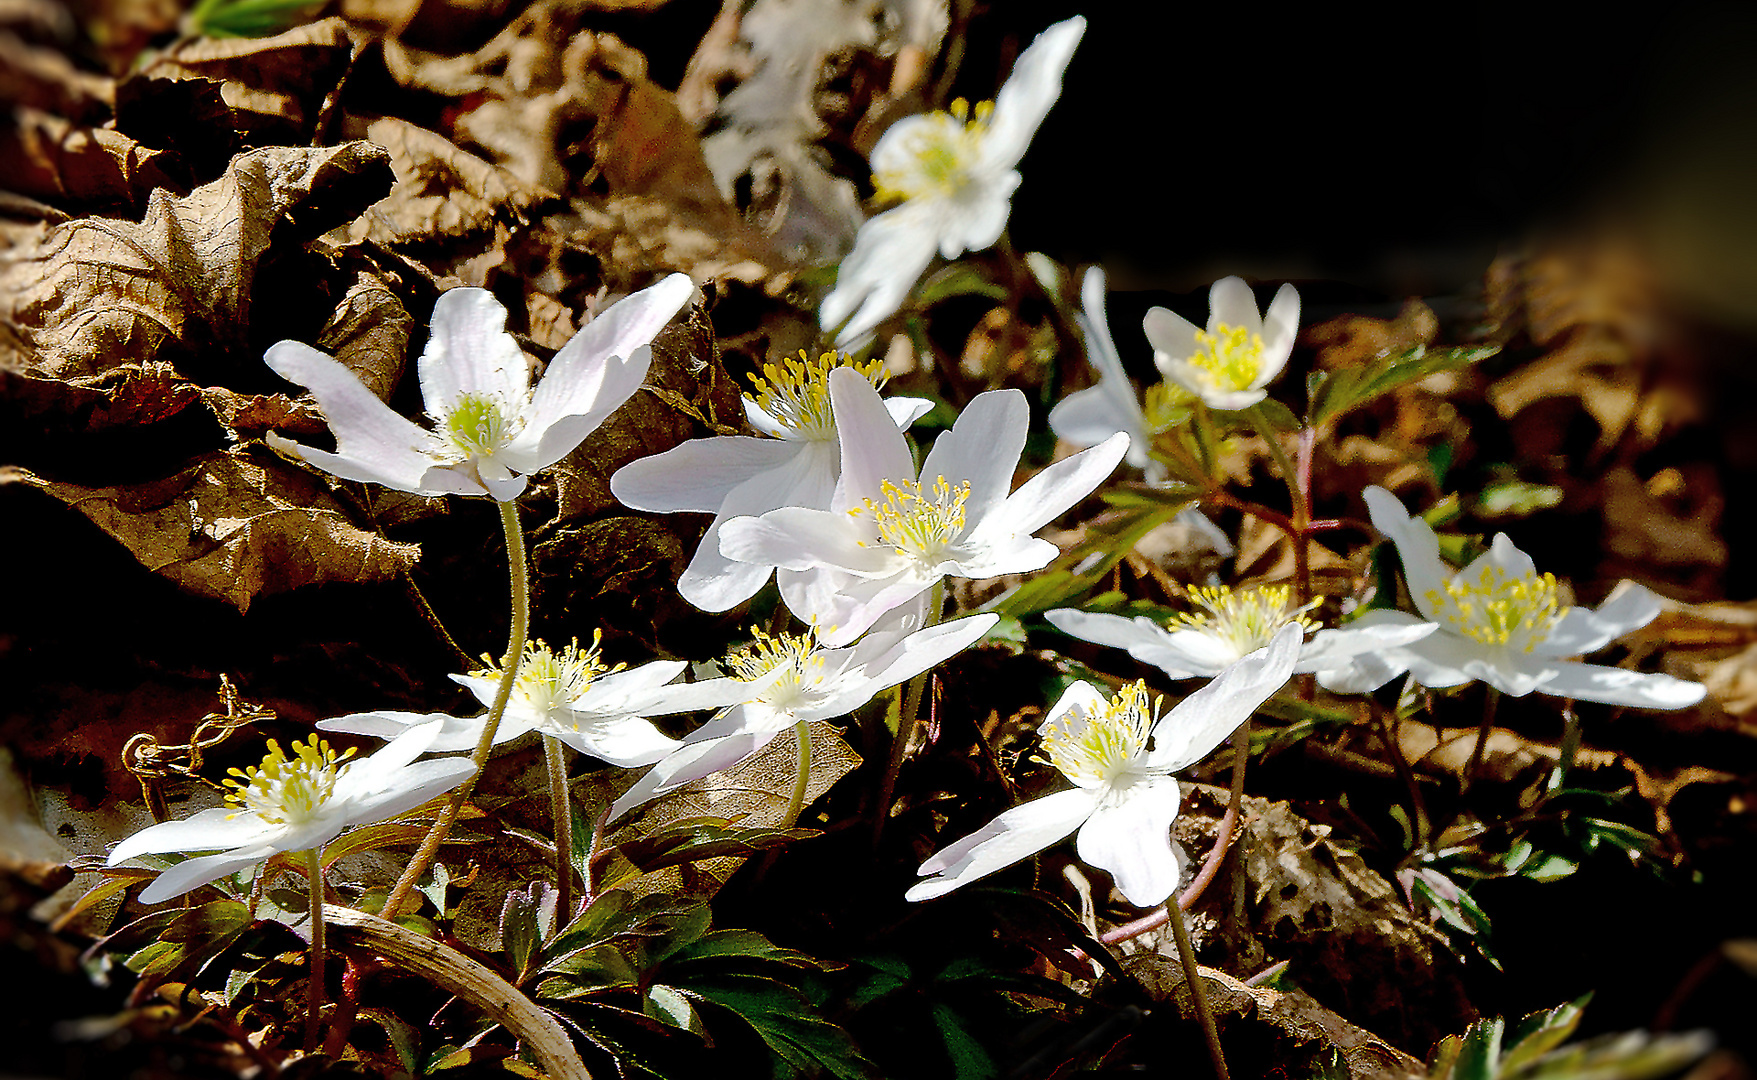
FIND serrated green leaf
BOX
[1453,1018,1505,1080]
[645,984,706,1036]
[499,883,548,983]
[1309,344,1497,425]
[1501,996,1591,1074]
[607,818,818,883]
[985,502,1184,618]
[359,1006,423,1075]
[685,973,878,1080]
[915,264,1008,306]
[538,943,642,994]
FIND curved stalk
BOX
[383,498,530,917]
[872,581,944,844]
[781,721,813,828]
[545,735,574,921]
[1463,686,1500,792]
[1168,896,1230,1080]
[303,848,327,1052]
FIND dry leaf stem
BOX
[383,499,530,917]
[1167,894,1231,1080]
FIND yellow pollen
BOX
[1425,565,1562,652]
[1037,681,1157,787]
[444,392,516,457]
[746,350,886,441]
[474,633,622,719]
[725,627,826,692]
[873,99,995,202]
[1172,585,1319,658]
[224,738,355,825]
[852,475,971,560]
[1142,380,1197,432]
[1182,323,1265,394]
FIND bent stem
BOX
[781,720,813,828]
[872,581,944,845]
[303,848,327,1053]
[1168,897,1231,1080]
[1463,686,1500,792]
[544,735,574,921]
[1371,701,1430,851]
[383,498,530,917]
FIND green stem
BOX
[382,498,530,917]
[303,848,327,1053]
[1190,402,1220,481]
[781,721,813,829]
[1373,701,1430,851]
[1168,896,1230,1080]
[1549,701,1580,793]
[1246,405,1311,602]
[871,581,944,845]
[544,735,574,922]
[1463,686,1500,793]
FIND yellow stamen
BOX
[474,633,622,719]
[746,350,885,441]
[1038,681,1156,787]
[1425,565,1561,652]
[873,99,995,202]
[224,738,355,825]
[443,392,516,457]
[1181,323,1265,395]
[852,475,971,560]
[724,627,827,704]
[1172,585,1319,657]
[1142,380,1197,432]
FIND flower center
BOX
[476,634,619,718]
[1172,585,1319,659]
[725,628,828,710]
[224,738,355,826]
[873,99,993,202]
[1038,681,1155,788]
[1183,323,1265,394]
[853,475,971,562]
[1426,566,1562,652]
[746,350,886,441]
[443,392,519,458]
[1142,380,1197,433]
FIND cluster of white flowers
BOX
[104,12,1705,929]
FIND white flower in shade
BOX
[319,635,758,767]
[720,368,1127,647]
[1316,486,1707,709]
[610,351,931,612]
[609,610,999,820]
[107,726,476,905]
[907,624,1300,906]
[1047,584,1435,680]
[265,274,695,501]
[1144,276,1300,411]
[1047,265,1231,555]
[820,16,1084,346]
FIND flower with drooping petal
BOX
[820,16,1084,346]
[907,624,1300,906]
[1315,486,1706,709]
[611,350,931,612]
[264,274,695,501]
[107,726,476,905]
[720,367,1127,647]
[610,610,999,820]
[1144,276,1300,411]
[319,634,760,767]
[1048,582,1436,680]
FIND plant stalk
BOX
[1463,686,1499,791]
[383,498,530,917]
[1167,896,1230,1080]
[303,848,327,1053]
[781,721,814,828]
[872,581,944,844]
[544,734,574,922]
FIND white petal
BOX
[566,660,692,713]
[1385,629,1488,690]
[978,15,1084,171]
[109,808,278,864]
[1316,649,1410,696]
[676,444,838,612]
[965,432,1126,546]
[939,183,1016,256]
[720,507,892,575]
[1207,276,1262,336]
[1535,660,1706,710]
[822,201,941,347]
[501,346,648,474]
[1147,623,1300,771]
[316,710,485,754]
[263,342,458,494]
[919,388,1029,519]
[807,565,945,648]
[1534,581,1664,657]
[340,756,478,824]
[607,730,777,821]
[1259,283,1301,363]
[1296,614,1438,673]
[1050,384,1147,464]
[885,395,935,431]
[1144,306,1200,368]
[812,614,998,718]
[1080,267,1130,387]
[830,368,917,511]
[1467,650,1561,697]
[1363,486,1454,620]
[1456,532,1538,585]
[1075,777,1186,907]
[554,715,681,766]
[906,787,1098,901]
[138,846,278,905]
[611,436,803,514]
[1044,610,1204,678]
[418,288,529,417]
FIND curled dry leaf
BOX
[0,107,183,217]
[3,448,419,613]
[0,29,114,124]
[1,141,393,381]
[340,116,548,249]
[137,17,355,141]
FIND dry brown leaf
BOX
[3,448,419,613]
[341,116,548,249]
[138,17,355,139]
[0,29,114,123]
[0,106,182,216]
[1,141,392,381]
[1599,465,1727,579]
[312,270,415,404]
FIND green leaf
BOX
[915,264,1008,306]
[499,881,552,984]
[1500,996,1591,1075]
[1308,344,1498,425]
[359,1006,423,1075]
[645,983,707,1036]
[985,501,1185,618]
[1476,481,1563,518]
[185,0,329,38]
[686,973,879,1080]
[1516,1029,1712,1080]
[599,818,818,889]
[1452,1018,1505,1080]
[538,943,642,994]
[930,1001,997,1080]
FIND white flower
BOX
[1144,276,1299,411]
[265,275,695,501]
[107,726,476,905]
[319,635,757,767]
[610,351,931,612]
[719,368,1127,647]
[819,16,1084,346]
[1047,582,1435,679]
[907,624,1300,906]
[1316,486,1706,709]
[609,611,999,820]
[1047,265,1232,555]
